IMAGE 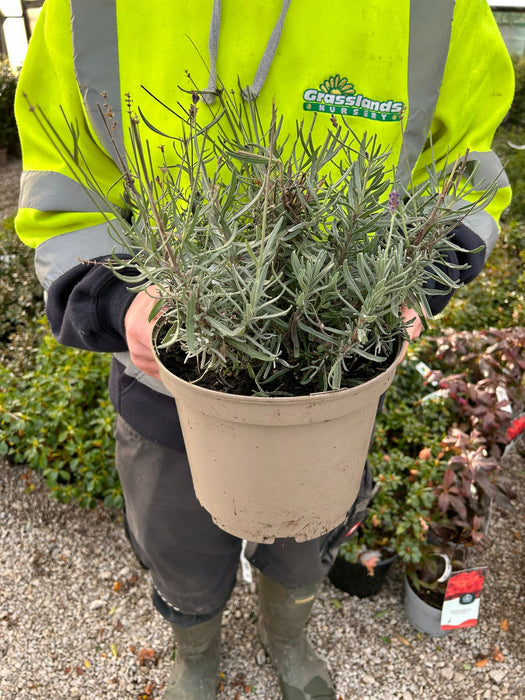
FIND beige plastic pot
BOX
[152,325,399,544]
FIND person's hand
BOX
[397,305,424,365]
[124,286,162,379]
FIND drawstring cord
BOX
[202,0,292,105]
[203,0,222,104]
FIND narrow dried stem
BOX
[414,150,470,245]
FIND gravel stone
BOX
[440,667,454,681]
[489,668,508,685]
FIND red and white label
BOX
[440,567,487,630]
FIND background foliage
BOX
[0,59,19,151]
[0,217,119,508]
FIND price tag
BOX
[414,361,438,385]
[440,566,487,631]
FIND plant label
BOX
[440,566,487,630]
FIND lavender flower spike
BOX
[388,190,400,213]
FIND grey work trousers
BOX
[114,415,374,625]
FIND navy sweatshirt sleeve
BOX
[425,222,487,316]
[45,257,139,353]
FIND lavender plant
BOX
[27,88,495,395]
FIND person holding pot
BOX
[14,1,512,698]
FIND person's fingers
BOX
[396,306,424,364]
[124,286,161,379]
[400,305,424,341]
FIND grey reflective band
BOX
[114,351,173,397]
[70,0,124,165]
[467,151,510,191]
[454,150,510,260]
[397,0,455,184]
[461,209,499,260]
[35,223,128,290]
[19,171,111,213]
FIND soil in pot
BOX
[413,581,447,609]
[156,327,399,397]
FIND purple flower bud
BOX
[388,190,400,213]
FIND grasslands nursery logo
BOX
[303,75,404,122]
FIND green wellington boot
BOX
[163,611,222,700]
[257,573,337,700]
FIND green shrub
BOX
[370,451,447,567]
[0,216,44,370]
[493,56,525,222]
[1,214,119,508]
[373,364,455,458]
[338,448,447,566]
[434,222,524,331]
[0,331,120,508]
[0,59,19,151]
[501,56,525,132]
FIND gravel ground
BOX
[1,454,524,700]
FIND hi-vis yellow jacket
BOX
[16,0,514,262]
[13,0,514,443]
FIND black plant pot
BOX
[328,552,398,598]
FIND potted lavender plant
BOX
[28,87,494,543]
